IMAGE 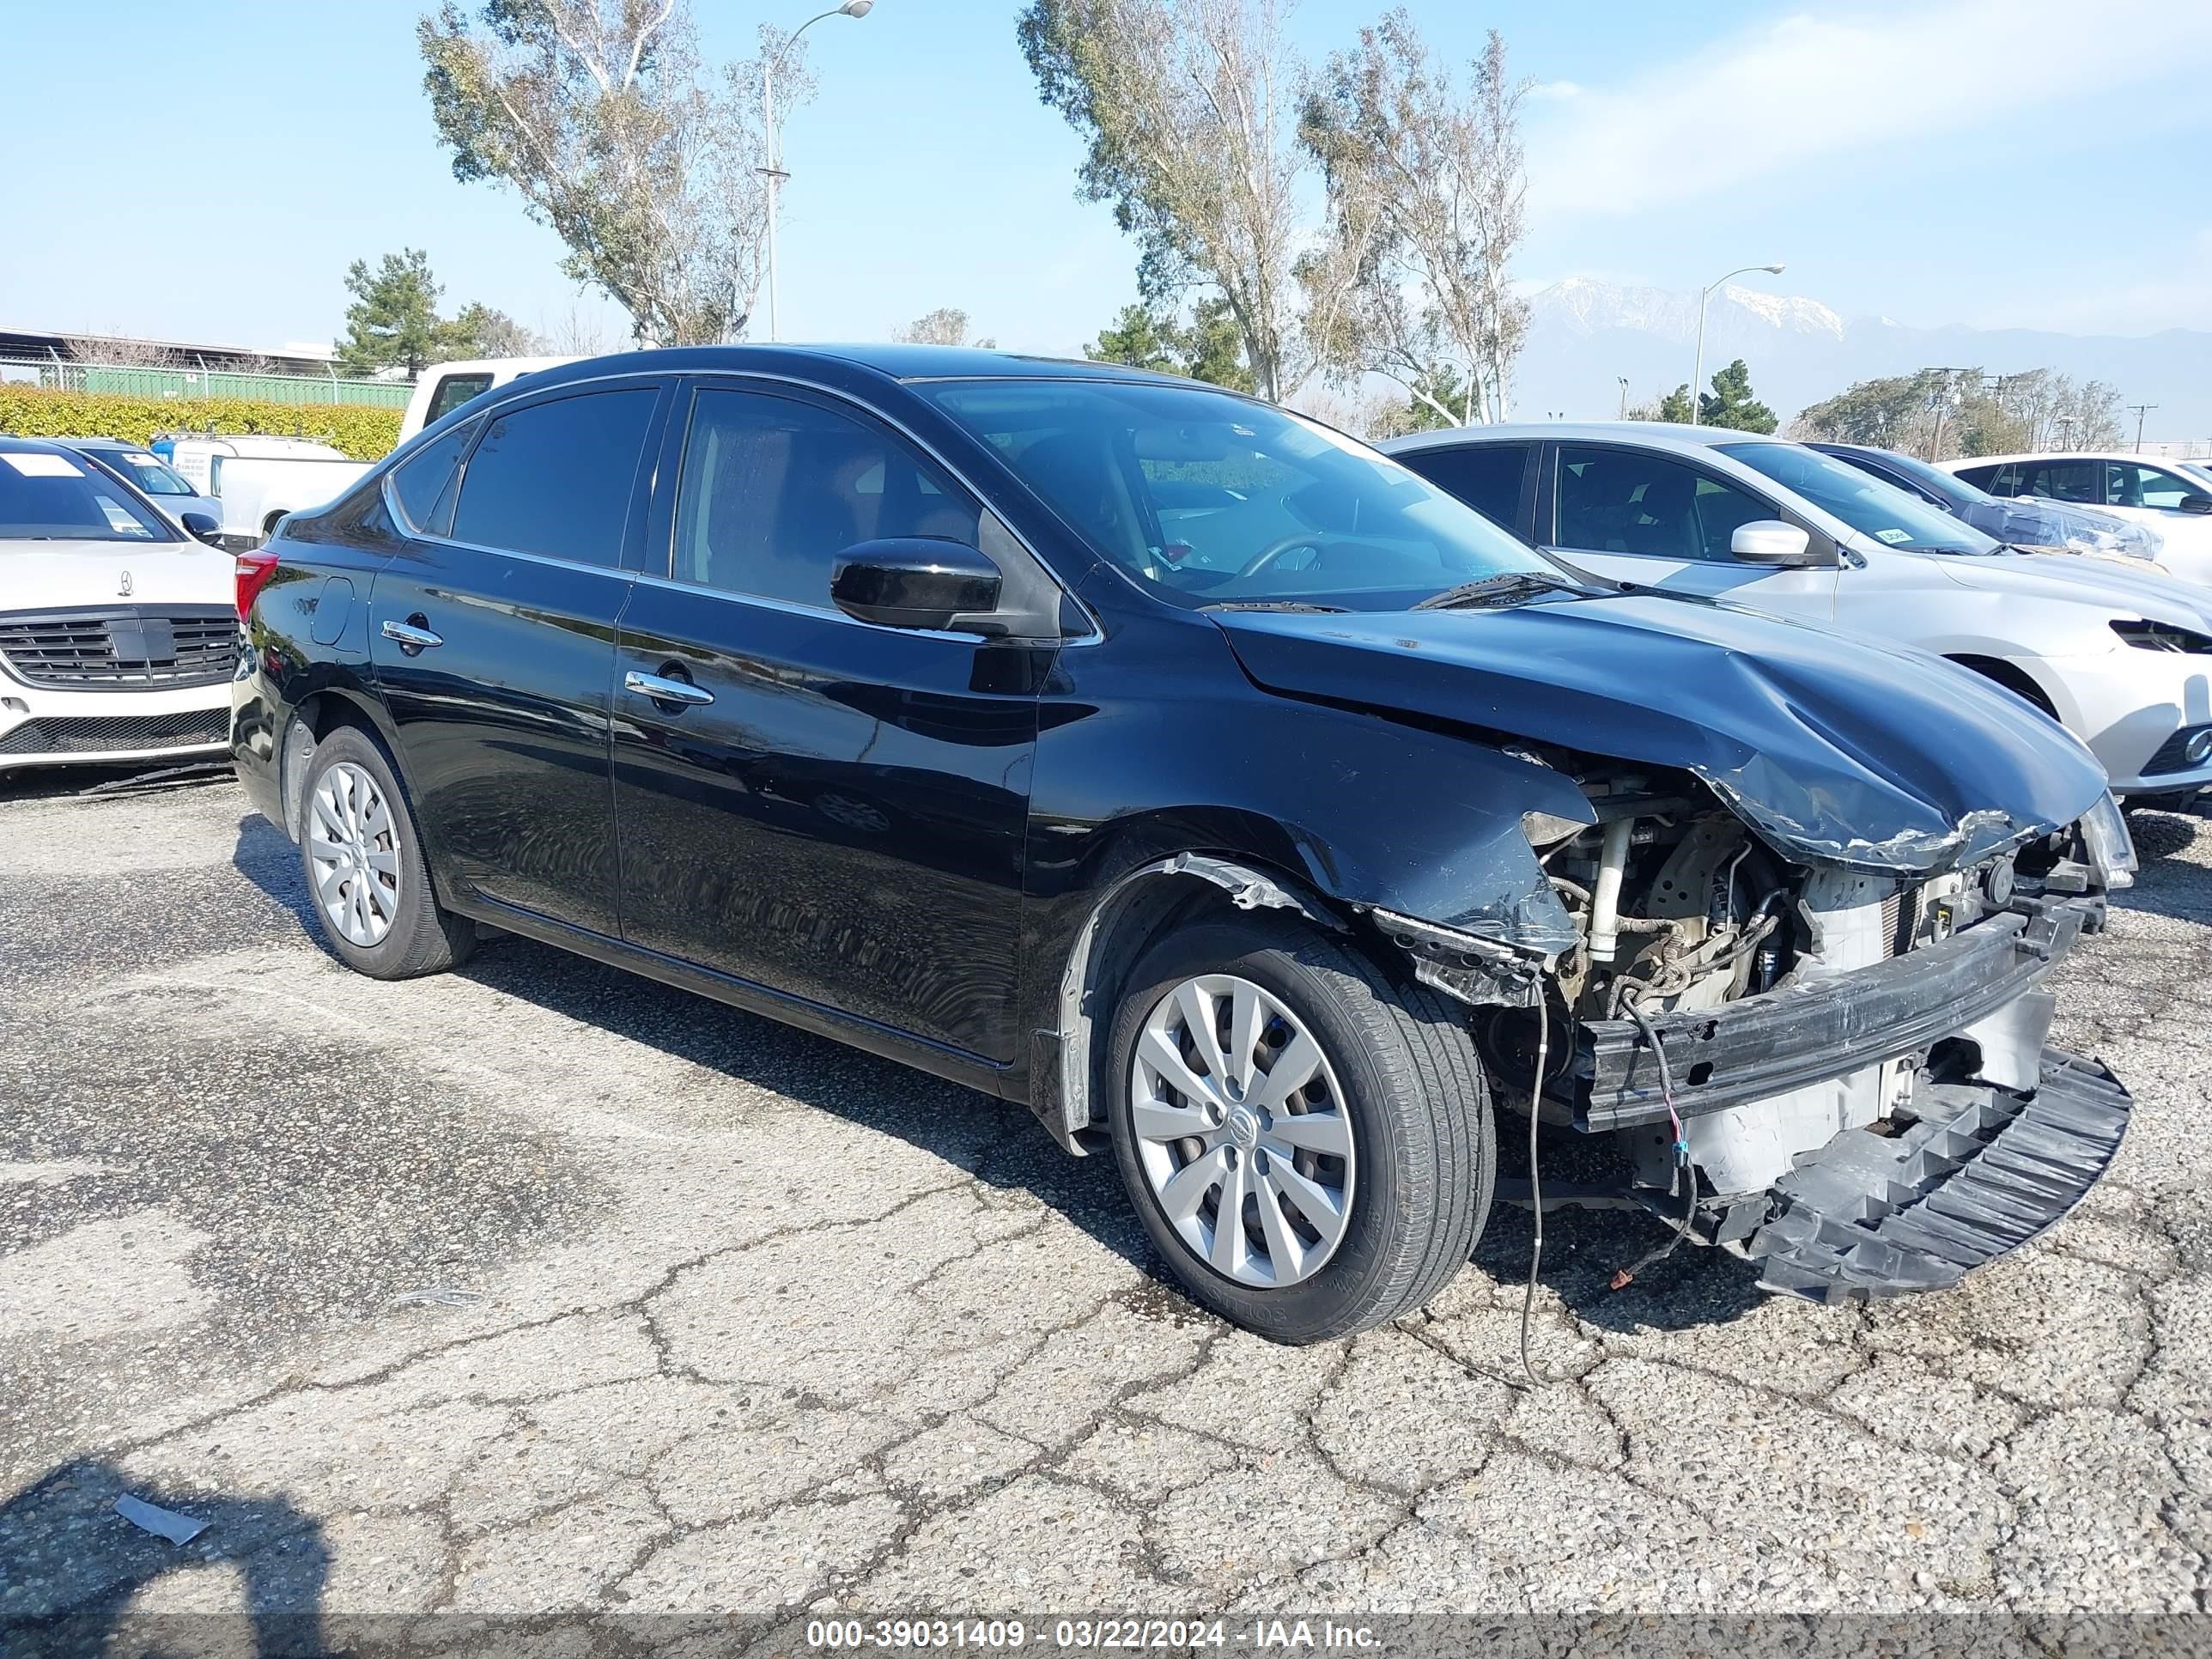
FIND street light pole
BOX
[763,0,873,343]
[1616,376,1629,420]
[1689,261,1785,427]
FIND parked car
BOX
[1939,452,2212,586]
[1808,441,2160,566]
[162,434,368,551]
[0,436,236,773]
[233,348,2134,1340]
[49,436,224,536]
[1386,423,2212,812]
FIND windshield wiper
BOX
[1412,571,1577,611]
[1199,599,1350,613]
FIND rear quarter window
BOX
[388,420,477,536]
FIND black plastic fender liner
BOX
[1746,1048,2132,1304]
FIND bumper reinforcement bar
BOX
[1746,1048,2131,1304]
[1573,899,2092,1133]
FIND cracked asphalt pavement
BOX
[5,771,2212,1642]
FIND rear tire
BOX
[1104,914,1494,1345]
[297,725,474,979]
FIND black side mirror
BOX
[2179,495,2212,515]
[179,509,224,547]
[831,538,1005,634]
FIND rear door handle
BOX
[624,669,714,708]
[380,618,443,651]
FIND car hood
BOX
[0,538,232,610]
[1212,592,2108,875]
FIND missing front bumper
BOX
[1743,1047,2130,1304]
[1571,896,2098,1133]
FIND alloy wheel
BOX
[1129,973,1356,1288]
[307,760,401,949]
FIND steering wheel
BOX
[1234,532,1334,583]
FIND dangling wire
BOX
[1516,988,1557,1387]
[1611,1000,1698,1290]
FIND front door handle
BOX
[380,617,443,652]
[624,669,715,708]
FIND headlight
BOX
[2111,619,2212,653]
[2081,791,2136,891]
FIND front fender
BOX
[1012,613,1591,1135]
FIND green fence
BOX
[0,356,410,409]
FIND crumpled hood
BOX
[0,538,229,610]
[1213,592,2108,874]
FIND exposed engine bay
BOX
[1374,751,2135,1304]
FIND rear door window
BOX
[1553,445,1771,562]
[1395,444,1532,537]
[450,388,658,566]
[2021,459,2100,504]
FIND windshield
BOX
[1844,447,1985,510]
[916,379,1559,610]
[0,450,174,542]
[1722,441,2000,555]
[88,447,197,496]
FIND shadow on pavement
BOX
[0,1460,328,1656]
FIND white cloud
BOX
[1528,0,2212,216]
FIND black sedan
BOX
[230,347,2133,1341]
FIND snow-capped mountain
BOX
[1539,276,1845,343]
[1512,277,2212,437]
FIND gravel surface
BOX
[3,769,2210,1641]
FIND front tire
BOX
[297,726,474,979]
[1105,915,1494,1344]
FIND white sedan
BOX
[1382,422,2212,807]
[0,437,237,773]
[1940,451,2212,586]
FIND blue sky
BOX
[6,0,2210,356]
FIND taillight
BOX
[235,549,281,621]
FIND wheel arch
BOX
[1945,653,2061,721]
[279,685,410,841]
[1025,850,1351,1156]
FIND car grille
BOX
[0,606,237,690]
[0,708,228,757]
[2143,724,2212,776]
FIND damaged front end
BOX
[1372,761,2137,1305]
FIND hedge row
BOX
[0,387,402,461]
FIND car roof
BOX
[512,342,1194,392]
[1379,420,1786,458]
[0,434,82,454]
[45,435,139,452]
[1939,451,2160,468]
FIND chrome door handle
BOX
[624,670,714,708]
[380,618,443,650]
